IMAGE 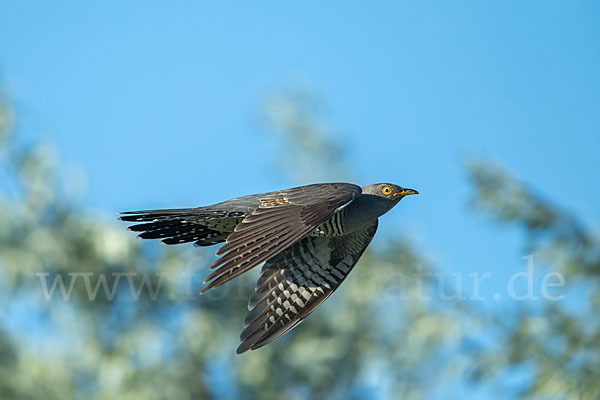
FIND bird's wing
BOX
[236,219,378,353]
[201,183,362,293]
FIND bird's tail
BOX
[119,208,229,246]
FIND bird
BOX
[119,182,418,353]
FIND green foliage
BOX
[466,160,600,399]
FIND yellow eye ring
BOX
[382,186,392,195]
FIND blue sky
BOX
[1,0,599,395]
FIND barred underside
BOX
[311,208,348,237]
[237,219,378,353]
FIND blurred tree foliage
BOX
[466,160,600,399]
[0,89,598,399]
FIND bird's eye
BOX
[381,186,392,195]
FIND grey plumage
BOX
[119,182,418,353]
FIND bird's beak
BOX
[394,188,419,197]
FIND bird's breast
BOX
[312,193,394,238]
[311,209,347,237]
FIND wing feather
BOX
[236,220,378,353]
[200,183,361,293]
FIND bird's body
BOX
[120,182,418,353]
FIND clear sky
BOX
[1,1,599,397]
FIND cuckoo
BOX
[119,183,418,353]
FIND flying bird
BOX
[119,182,418,353]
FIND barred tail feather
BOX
[119,208,230,246]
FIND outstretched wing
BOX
[201,183,362,293]
[237,219,378,354]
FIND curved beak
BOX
[394,188,419,197]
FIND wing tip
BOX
[236,333,263,354]
[236,344,250,354]
[199,279,219,294]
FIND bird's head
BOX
[362,183,419,202]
